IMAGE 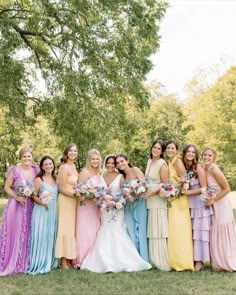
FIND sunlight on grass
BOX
[0,199,236,295]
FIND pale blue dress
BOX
[124,179,149,262]
[28,182,58,274]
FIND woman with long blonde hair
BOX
[0,147,38,276]
[73,149,104,268]
[202,147,236,271]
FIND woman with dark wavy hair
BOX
[115,154,149,262]
[165,140,194,271]
[28,155,58,274]
[144,140,170,271]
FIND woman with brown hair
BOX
[55,143,79,269]
[182,144,212,271]
[165,140,194,271]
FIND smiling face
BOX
[42,158,54,174]
[67,145,78,162]
[20,151,33,167]
[185,146,196,162]
[202,149,215,167]
[165,143,177,159]
[89,154,100,169]
[116,156,129,171]
[105,157,116,173]
[151,143,162,159]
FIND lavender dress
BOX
[188,177,213,262]
[0,165,38,276]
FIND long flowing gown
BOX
[0,165,38,276]
[124,180,149,262]
[145,158,170,271]
[81,174,151,272]
[55,175,77,259]
[168,157,194,271]
[73,175,103,267]
[28,182,59,274]
[188,177,213,262]
[207,164,236,271]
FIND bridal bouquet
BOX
[200,187,216,208]
[159,182,180,208]
[95,189,126,214]
[16,181,34,199]
[39,190,52,208]
[179,170,195,190]
[73,182,104,206]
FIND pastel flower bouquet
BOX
[39,190,52,209]
[95,188,126,216]
[122,178,150,206]
[200,187,216,208]
[159,182,180,208]
[179,170,195,190]
[73,182,104,206]
[16,181,34,200]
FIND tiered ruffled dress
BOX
[124,179,149,262]
[0,165,38,276]
[81,174,151,272]
[145,158,170,271]
[73,175,103,267]
[188,177,213,262]
[207,164,236,271]
[28,182,59,274]
[167,157,194,271]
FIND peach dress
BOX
[55,175,77,259]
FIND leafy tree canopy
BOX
[0,0,168,157]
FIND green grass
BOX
[0,199,236,295]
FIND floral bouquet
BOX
[73,182,104,206]
[179,170,195,190]
[95,189,126,220]
[200,187,216,208]
[39,190,52,209]
[159,182,180,208]
[122,178,150,206]
[16,181,34,199]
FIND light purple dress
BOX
[188,177,213,262]
[0,165,38,276]
[207,164,236,271]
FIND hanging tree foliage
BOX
[0,0,168,158]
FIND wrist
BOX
[13,194,19,201]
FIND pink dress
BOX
[207,164,236,271]
[73,175,103,267]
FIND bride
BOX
[81,155,151,273]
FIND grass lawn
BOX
[0,199,236,295]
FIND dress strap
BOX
[169,155,178,167]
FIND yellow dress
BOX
[55,175,77,259]
[168,156,194,271]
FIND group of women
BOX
[0,140,235,276]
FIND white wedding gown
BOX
[81,174,151,273]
